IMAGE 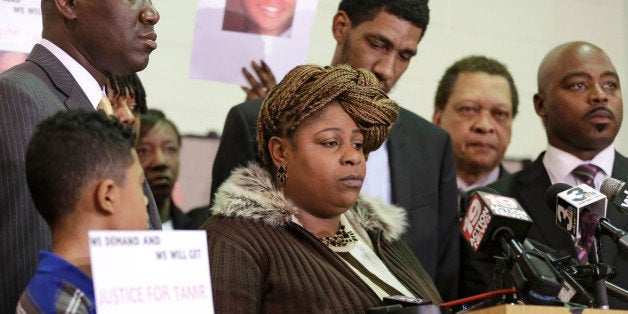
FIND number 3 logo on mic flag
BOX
[555,184,607,238]
[555,203,574,232]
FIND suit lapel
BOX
[387,113,410,207]
[602,152,628,262]
[611,151,628,184]
[498,164,510,178]
[514,155,577,256]
[27,44,93,111]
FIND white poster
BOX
[89,230,213,314]
[189,0,318,86]
[0,0,41,72]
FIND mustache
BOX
[584,106,615,120]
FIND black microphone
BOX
[545,183,613,308]
[367,296,440,314]
[459,186,497,217]
[522,240,595,306]
[600,177,628,214]
[460,188,563,305]
[546,183,628,261]
[460,187,532,255]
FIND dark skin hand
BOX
[241,60,277,101]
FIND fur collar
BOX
[212,163,408,241]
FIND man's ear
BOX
[53,0,78,20]
[96,179,117,215]
[268,136,289,168]
[432,108,443,126]
[533,93,545,118]
[332,11,352,44]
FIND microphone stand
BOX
[589,235,609,309]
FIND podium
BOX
[468,304,628,314]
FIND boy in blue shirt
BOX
[16,110,148,313]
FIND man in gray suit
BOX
[0,0,160,311]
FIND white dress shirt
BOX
[457,166,501,194]
[542,144,615,189]
[361,141,392,204]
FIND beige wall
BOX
[142,0,627,160]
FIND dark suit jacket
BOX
[458,165,510,297]
[171,201,209,230]
[465,151,628,309]
[0,44,161,312]
[210,99,460,301]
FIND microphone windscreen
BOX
[460,186,500,215]
[600,177,625,199]
[544,183,572,210]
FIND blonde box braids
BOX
[257,64,399,172]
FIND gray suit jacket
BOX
[0,44,161,312]
[210,99,460,301]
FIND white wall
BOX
[142,0,627,160]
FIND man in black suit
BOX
[211,0,459,301]
[430,56,520,298]
[489,41,627,308]
[0,0,160,311]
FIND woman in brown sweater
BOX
[204,64,442,313]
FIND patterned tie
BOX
[97,94,114,116]
[572,164,599,188]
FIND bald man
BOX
[488,41,627,308]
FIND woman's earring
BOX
[277,163,288,184]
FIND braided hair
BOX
[257,64,398,173]
[107,73,147,114]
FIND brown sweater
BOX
[205,164,441,313]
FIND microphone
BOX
[460,187,532,256]
[460,188,563,305]
[522,240,595,307]
[367,296,440,314]
[545,183,615,308]
[600,177,628,214]
[460,186,497,216]
[546,183,628,260]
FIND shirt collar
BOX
[543,143,615,185]
[39,39,103,110]
[37,251,94,299]
[457,165,501,193]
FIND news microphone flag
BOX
[461,191,532,255]
[553,184,607,238]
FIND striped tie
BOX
[572,164,599,188]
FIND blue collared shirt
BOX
[16,251,95,314]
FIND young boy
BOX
[16,110,149,313]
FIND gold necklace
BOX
[318,224,358,247]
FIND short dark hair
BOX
[25,109,136,226]
[139,109,181,144]
[434,55,519,117]
[339,0,430,36]
[107,73,147,114]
